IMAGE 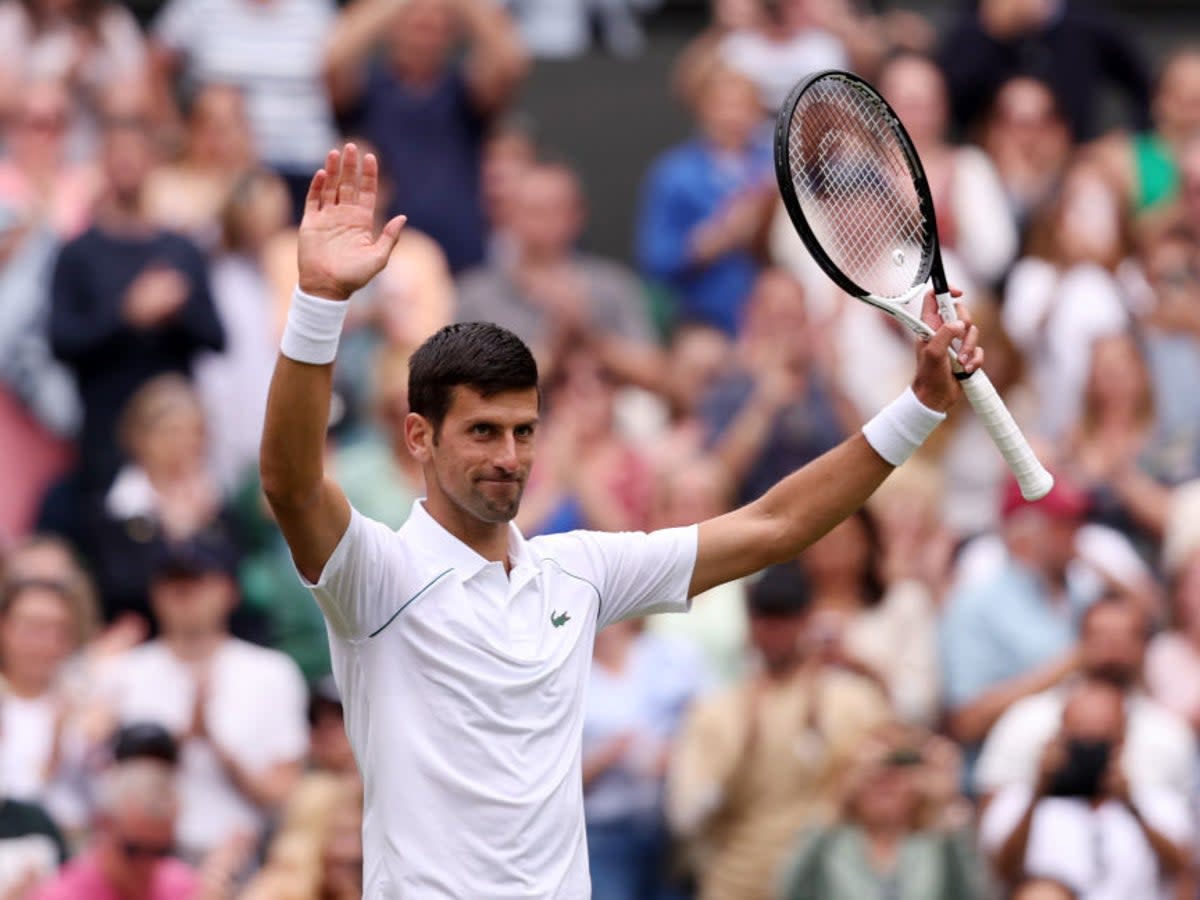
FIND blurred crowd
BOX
[0,0,1197,896]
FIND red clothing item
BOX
[32,851,199,900]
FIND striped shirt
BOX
[154,0,338,170]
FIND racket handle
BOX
[959,369,1054,501]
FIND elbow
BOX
[259,463,321,516]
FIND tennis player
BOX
[259,144,982,898]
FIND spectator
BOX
[323,0,529,273]
[1093,48,1200,218]
[504,0,652,59]
[48,96,223,495]
[0,80,100,239]
[0,792,67,898]
[142,84,256,247]
[457,161,658,380]
[0,0,146,129]
[798,508,940,727]
[975,596,1196,800]
[777,726,988,900]
[938,0,1151,142]
[979,76,1073,238]
[1145,550,1200,734]
[699,268,847,504]
[32,759,200,900]
[0,576,97,834]
[99,534,309,862]
[582,618,708,900]
[479,115,537,266]
[939,478,1092,748]
[637,62,773,336]
[82,375,239,626]
[1001,159,1131,440]
[1060,333,1196,561]
[878,52,1018,288]
[150,0,339,219]
[1012,879,1078,900]
[980,678,1193,898]
[306,677,355,776]
[715,0,852,113]
[667,564,889,900]
[0,197,77,542]
[195,169,293,493]
[239,772,362,900]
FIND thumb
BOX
[374,215,407,258]
[924,319,966,361]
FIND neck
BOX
[516,248,566,270]
[864,822,906,861]
[165,632,224,663]
[422,495,511,568]
[3,672,50,700]
[96,194,151,236]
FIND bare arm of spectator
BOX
[989,739,1065,883]
[322,0,399,113]
[946,650,1078,745]
[453,0,529,115]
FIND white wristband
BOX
[280,287,350,365]
[861,386,946,467]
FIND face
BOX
[481,131,536,229]
[1056,165,1123,264]
[1005,510,1080,579]
[748,612,805,671]
[229,176,291,251]
[1084,334,1149,411]
[988,77,1069,163]
[409,386,539,525]
[879,56,948,145]
[800,514,871,586]
[150,573,234,638]
[136,401,207,475]
[1155,52,1200,137]
[0,588,75,688]
[389,0,458,75]
[1062,681,1125,743]
[9,82,70,164]
[667,325,730,412]
[310,706,356,774]
[102,115,157,204]
[696,73,763,151]
[190,86,252,167]
[510,168,583,260]
[852,764,918,829]
[1145,237,1200,309]
[1079,602,1145,688]
[99,806,176,900]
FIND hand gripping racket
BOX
[774,70,1053,500]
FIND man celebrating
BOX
[259,144,982,897]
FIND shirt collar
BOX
[406,499,536,585]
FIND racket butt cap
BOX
[1019,470,1055,502]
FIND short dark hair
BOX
[408,322,539,430]
[747,564,812,618]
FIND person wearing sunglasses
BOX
[31,759,200,900]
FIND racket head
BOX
[773,70,944,302]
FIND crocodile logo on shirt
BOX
[551,610,571,628]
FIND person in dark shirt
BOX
[323,0,528,273]
[938,0,1151,142]
[48,97,223,494]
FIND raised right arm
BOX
[260,145,405,583]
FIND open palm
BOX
[297,144,407,301]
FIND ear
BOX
[405,412,434,463]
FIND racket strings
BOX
[786,79,930,299]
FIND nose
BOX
[494,432,519,473]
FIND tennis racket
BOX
[773,69,1053,501]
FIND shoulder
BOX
[646,142,704,183]
[224,638,304,678]
[1132,694,1195,746]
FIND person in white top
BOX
[258,143,985,899]
[980,678,1193,900]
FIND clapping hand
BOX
[297,144,407,302]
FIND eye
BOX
[515,424,536,439]
[470,423,493,437]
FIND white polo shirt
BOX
[305,501,698,899]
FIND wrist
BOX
[861,386,946,467]
[281,286,351,365]
[297,278,352,303]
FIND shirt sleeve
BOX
[578,526,698,629]
[977,784,1034,855]
[300,508,414,641]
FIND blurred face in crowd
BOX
[223,171,291,253]
[695,70,763,152]
[1144,231,1200,312]
[879,55,948,148]
[713,0,762,30]
[1154,50,1200,139]
[665,323,730,416]
[1079,600,1146,689]
[8,81,70,168]
[1082,334,1152,420]
[553,352,615,443]
[310,703,356,774]
[748,608,806,674]
[652,460,731,529]
[985,77,1071,170]
[101,95,158,208]
[1054,163,1124,267]
[389,0,458,78]
[150,572,235,640]
[1061,679,1125,745]
[130,393,207,479]
[849,759,920,832]
[742,269,810,369]
[481,128,536,232]
[511,166,584,262]
[1004,507,1080,584]
[188,85,253,169]
[799,513,871,590]
[0,585,77,692]
[97,802,177,900]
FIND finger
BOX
[305,169,326,214]
[963,346,984,373]
[957,323,980,366]
[924,319,967,360]
[321,149,340,208]
[947,285,964,298]
[360,152,380,207]
[954,301,972,328]
[338,143,359,205]
[919,288,941,335]
[374,214,407,257]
